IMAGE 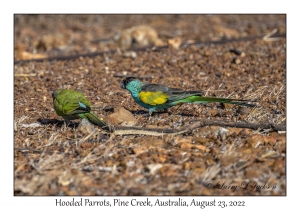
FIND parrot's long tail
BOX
[79,112,108,128]
[176,95,256,107]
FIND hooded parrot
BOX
[52,89,107,128]
[120,77,255,115]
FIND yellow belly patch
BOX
[138,91,168,105]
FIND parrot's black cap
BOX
[120,77,137,89]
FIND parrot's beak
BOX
[120,81,125,89]
[52,90,58,99]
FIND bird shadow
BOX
[37,118,80,128]
[131,110,168,116]
[175,112,199,117]
[131,110,150,116]
[130,109,196,117]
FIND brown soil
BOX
[14,14,286,196]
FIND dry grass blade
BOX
[245,106,268,123]
[39,132,60,148]
[263,28,283,41]
[14,116,29,131]
[200,164,221,183]
[14,73,36,77]
[78,130,97,144]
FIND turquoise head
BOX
[120,77,143,96]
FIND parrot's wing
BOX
[62,100,91,115]
[140,83,203,105]
[141,83,171,92]
[138,84,171,105]
[55,92,91,115]
[166,88,203,103]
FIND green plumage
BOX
[52,89,107,128]
[177,95,253,107]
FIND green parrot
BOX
[52,89,107,128]
[120,77,256,115]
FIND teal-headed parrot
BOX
[120,77,256,115]
[52,89,107,128]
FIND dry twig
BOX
[111,119,286,136]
